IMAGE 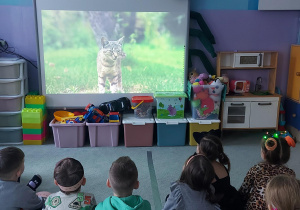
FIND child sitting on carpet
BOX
[163,154,220,210]
[239,131,297,210]
[0,146,45,210]
[193,133,243,210]
[44,157,97,209]
[265,175,300,210]
[95,156,151,210]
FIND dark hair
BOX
[261,136,294,165]
[198,135,231,171]
[179,155,216,203]
[109,156,138,195]
[54,158,84,194]
[0,147,24,180]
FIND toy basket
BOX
[190,83,224,120]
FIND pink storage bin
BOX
[49,119,86,148]
[122,114,154,147]
[86,121,120,147]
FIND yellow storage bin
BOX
[187,117,220,146]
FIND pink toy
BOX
[195,73,209,84]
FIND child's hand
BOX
[36,191,51,198]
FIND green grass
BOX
[44,43,185,94]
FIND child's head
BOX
[261,132,296,165]
[107,156,139,197]
[0,147,25,181]
[265,175,300,210]
[180,154,215,202]
[194,133,231,171]
[53,157,86,194]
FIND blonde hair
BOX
[265,175,300,210]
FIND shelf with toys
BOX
[216,51,281,130]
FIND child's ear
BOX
[133,180,139,190]
[54,179,59,186]
[106,179,112,188]
[82,177,86,186]
[267,204,272,210]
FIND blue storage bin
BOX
[155,116,187,146]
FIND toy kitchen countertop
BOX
[225,92,281,99]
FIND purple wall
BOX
[0,5,299,96]
[190,10,300,95]
[0,6,38,91]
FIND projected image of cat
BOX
[97,36,126,93]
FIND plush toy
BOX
[209,79,224,102]
[195,73,209,85]
[189,68,199,84]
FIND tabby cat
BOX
[97,36,126,93]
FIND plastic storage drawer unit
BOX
[187,117,220,146]
[0,111,22,127]
[0,58,27,79]
[0,95,24,112]
[86,121,120,147]
[0,78,28,96]
[155,116,187,146]
[123,114,154,147]
[49,119,86,148]
[0,127,23,144]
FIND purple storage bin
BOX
[86,121,120,147]
[49,119,86,148]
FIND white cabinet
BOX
[249,101,278,128]
[222,96,280,129]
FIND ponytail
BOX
[218,152,231,171]
[199,135,231,171]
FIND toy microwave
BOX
[233,53,264,67]
[230,80,250,93]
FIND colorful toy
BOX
[61,115,83,124]
[189,68,199,84]
[84,103,107,123]
[109,112,120,123]
[195,73,209,85]
[54,111,74,122]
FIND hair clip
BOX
[285,136,296,147]
[193,129,221,144]
[280,131,296,148]
[265,138,277,151]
